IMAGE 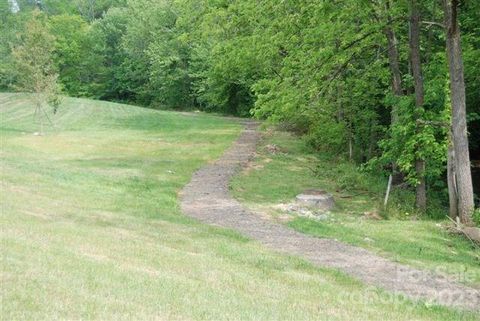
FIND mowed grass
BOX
[0,93,477,320]
[232,130,480,289]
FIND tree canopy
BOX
[1,0,479,221]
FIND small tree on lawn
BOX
[12,9,61,134]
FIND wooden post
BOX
[384,175,393,207]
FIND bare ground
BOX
[180,121,480,311]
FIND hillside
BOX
[0,94,476,320]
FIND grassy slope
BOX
[0,93,477,320]
[232,130,480,289]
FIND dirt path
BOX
[180,121,479,311]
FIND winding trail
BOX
[180,121,479,311]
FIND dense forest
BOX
[1,0,479,223]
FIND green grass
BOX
[1,93,478,320]
[232,129,480,289]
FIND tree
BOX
[0,2,17,90]
[2,0,478,218]
[89,7,128,100]
[49,14,105,97]
[11,9,61,133]
[409,0,427,212]
[72,0,126,21]
[146,1,194,109]
[443,0,475,225]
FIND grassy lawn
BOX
[232,129,480,290]
[0,93,478,320]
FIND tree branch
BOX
[422,21,445,28]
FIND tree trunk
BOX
[383,1,405,183]
[409,0,427,212]
[447,140,458,220]
[443,0,475,225]
[383,0,403,125]
[384,24,402,126]
[385,27,402,98]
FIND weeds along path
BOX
[180,121,480,311]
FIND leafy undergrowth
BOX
[3,94,478,320]
[231,129,480,290]
[474,208,480,227]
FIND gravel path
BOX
[180,121,480,311]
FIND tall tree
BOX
[49,14,103,96]
[383,1,403,104]
[378,0,405,183]
[409,0,426,212]
[443,0,475,224]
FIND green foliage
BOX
[89,7,129,100]
[474,208,480,227]
[373,95,448,186]
[48,14,104,96]
[2,0,479,211]
[38,0,127,19]
[0,5,25,90]
[11,9,61,119]
[145,2,193,109]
